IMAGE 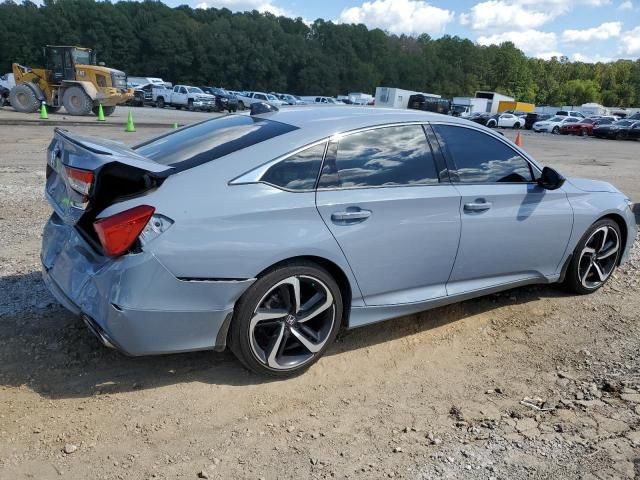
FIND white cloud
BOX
[460,1,552,31]
[337,0,454,36]
[620,26,640,55]
[477,30,561,58]
[562,21,622,42]
[572,52,614,62]
[618,1,633,9]
[461,0,611,32]
[195,0,290,16]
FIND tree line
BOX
[1,0,639,107]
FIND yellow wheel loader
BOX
[9,46,133,116]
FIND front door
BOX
[315,124,461,306]
[431,123,573,295]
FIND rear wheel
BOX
[229,262,343,377]
[156,97,165,109]
[188,99,194,111]
[563,219,622,294]
[487,120,496,128]
[513,122,521,129]
[9,84,40,113]
[238,101,245,111]
[62,86,93,115]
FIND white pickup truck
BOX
[236,91,283,110]
[152,85,216,111]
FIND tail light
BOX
[65,166,94,195]
[94,205,155,257]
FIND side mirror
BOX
[537,166,565,190]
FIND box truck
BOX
[475,91,515,114]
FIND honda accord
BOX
[41,106,636,376]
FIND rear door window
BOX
[318,125,439,188]
[433,124,534,183]
[135,116,298,171]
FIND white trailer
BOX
[348,92,374,105]
[475,91,514,114]
[580,103,608,117]
[128,76,167,88]
[375,87,440,109]
[452,96,489,116]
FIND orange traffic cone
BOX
[515,132,522,147]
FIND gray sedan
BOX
[41,107,636,376]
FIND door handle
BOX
[464,201,492,212]
[331,209,372,224]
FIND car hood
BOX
[567,177,620,193]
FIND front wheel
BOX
[562,219,622,294]
[229,262,343,377]
[513,122,521,129]
[62,86,93,115]
[552,126,560,134]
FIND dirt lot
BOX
[0,108,639,480]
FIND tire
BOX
[562,218,622,295]
[229,261,343,377]
[238,101,245,111]
[513,122,521,129]
[188,100,195,111]
[552,126,560,134]
[175,105,182,110]
[9,84,40,113]
[91,105,116,116]
[487,120,496,128]
[580,128,587,136]
[156,97,165,109]
[62,86,93,115]
[47,106,61,113]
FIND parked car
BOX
[485,112,524,129]
[127,83,155,107]
[0,85,10,107]
[236,91,283,110]
[301,96,344,105]
[560,118,598,136]
[593,120,640,140]
[200,86,239,113]
[525,113,552,130]
[627,112,640,121]
[468,112,493,126]
[556,110,585,119]
[407,94,451,114]
[40,108,636,376]
[153,85,216,111]
[274,93,306,105]
[533,116,580,133]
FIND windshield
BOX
[135,115,298,171]
[72,49,94,65]
[188,87,204,94]
[267,94,278,101]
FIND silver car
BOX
[41,107,636,377]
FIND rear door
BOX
[431,123,573,295]
[315,124,461,306]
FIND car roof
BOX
[254,106,469,138]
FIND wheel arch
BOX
[598,213,628,265]
[252,255,354,327]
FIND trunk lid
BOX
[46,128,172,242]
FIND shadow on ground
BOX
[0,270,570,399]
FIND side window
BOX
[173,86,179,93]
[318,125,439,188]
[433,125,534,183]
[180,87,187,94]
[256,93,266,100]
[261,142,326,191]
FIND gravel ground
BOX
[0,108,638,479]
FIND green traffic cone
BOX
[125,110,135,132]
[40,102,48,120]
[97,104,105,122]
[173,122,178,129]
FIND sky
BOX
[177,0,640,62]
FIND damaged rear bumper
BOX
[41,214,254,356]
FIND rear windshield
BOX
[135,115,298,170]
